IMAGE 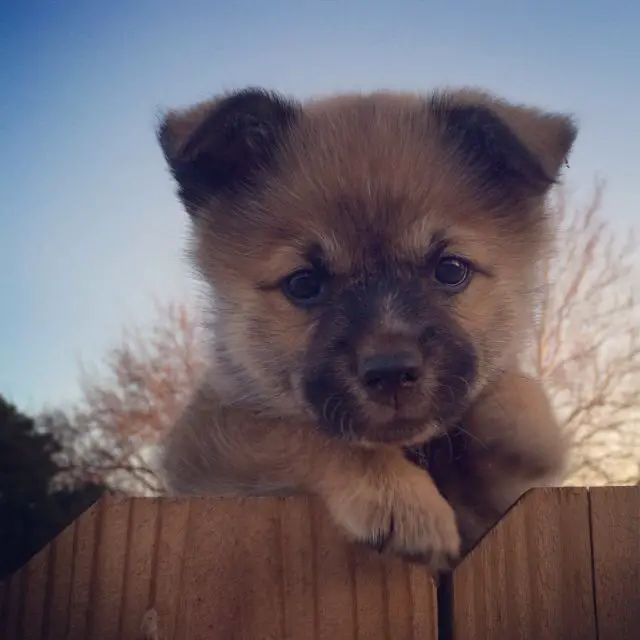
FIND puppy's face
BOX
[159,88,576,446]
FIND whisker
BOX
[453,425,489,448]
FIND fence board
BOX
[449,487,598,640]
[2,566,24,640]
[0,576,7,636]
[590,486,640,639]
[150,498,191,638]
[86,497,131,638]
[43,517,78,640]
[20,543,51,640]
[118,498,161,639]
[312,498,358,640]
[66,501,100,638]
[279,496,317,636]
[172,497,287,639]
[0,495,437,639]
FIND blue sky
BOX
[1,0,639,413]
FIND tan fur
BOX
[156,87,577,573]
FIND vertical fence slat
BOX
[86,496,131,639]
[311,498,359,640]
[118,499,160,639]
[149,499,191,640]
[2,567,24,640]
[408,562,438,640]
[382,556,418,640]
[589,486,640,640]
[352,542,388,640]
[43,518,77,640]
[449,487,597,640]
[278,496,317,638]
[0,576,8,638]
[173,497,287,639]
[65,501,100,638]
[20,543,51,640]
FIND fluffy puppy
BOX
[157,87,576,572]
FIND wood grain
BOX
[589,486,640,640]
[117,498,161,639]
[0,495,437,639]
[449,487,598,640]
[6,488,637,639]
[43,516,80,640]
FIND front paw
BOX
[322,454,461,574]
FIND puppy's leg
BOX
[428,369,569,554]
[316,444,460,572]
[160,378,461,573]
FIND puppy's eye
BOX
[434,256,472,290]
[281,267,327,306]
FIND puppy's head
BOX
[158,87,577,445]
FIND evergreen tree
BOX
[0,395,103,579]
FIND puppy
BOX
[156,87,576,572]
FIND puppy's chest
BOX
[403,429,468,474]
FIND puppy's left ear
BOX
[432,88,578,199]
[475,92,578,181]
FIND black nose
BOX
[358,350,424,401]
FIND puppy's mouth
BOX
[356,417,444,446]
[304,386,443,446]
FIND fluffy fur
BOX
[157,87,576,572]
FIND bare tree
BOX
[528,179,640,485]
[46,300,206,494]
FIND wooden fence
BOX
[1,487,638,639]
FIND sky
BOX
[1,0,639,413]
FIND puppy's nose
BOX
[358,350,423,401]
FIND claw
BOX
[368,513,394,553]
[368,529,390,553]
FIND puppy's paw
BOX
[322,454,461,574]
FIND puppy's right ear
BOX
[157,88,301,208]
